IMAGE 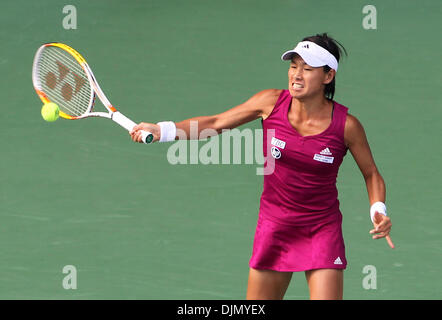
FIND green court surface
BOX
[0,0,441,299]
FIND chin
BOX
[289,89,307,99]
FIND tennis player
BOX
[130,33,394,300]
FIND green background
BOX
[0,0,441,299]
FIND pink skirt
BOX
[249,213,347,272]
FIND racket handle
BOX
[112,111,153,144]
[140,130,154,144]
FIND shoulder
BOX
[344,113,367,147]
[344,113,362,130]
[251,89,283,104]
[252,89,284,120]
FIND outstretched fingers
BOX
[370,212,394,249]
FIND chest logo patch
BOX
[314,148,334,163]
[271,137,286,149]
[271,146,281,159]
[320,147,332,155]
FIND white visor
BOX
[281,41,338,71]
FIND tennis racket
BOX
[32,42,153,144]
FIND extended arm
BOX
[130,89,281,142]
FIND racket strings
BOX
[36,46,92,117]
[37,62,90,117]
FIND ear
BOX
[323,69,336,85]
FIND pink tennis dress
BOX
[249,89,349,272]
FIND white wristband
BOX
[370,202,387,223]
[157,121,176,142]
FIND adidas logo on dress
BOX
[320,147,332,155]
[334,257,343,265]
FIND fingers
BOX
[386,235,395,249]
[370,213,391,232]
[130,127,138,142]
[372,211,384,224]
[369,214,395,249]
[370,220,391,234]
[371,231,389,239]
[371,233,395,249]
[370,231,395,249]
[130,123,148,143]
[132,123,145,132]
[130,122,160,143]
[130,130,142,143]
[130,127,145,143]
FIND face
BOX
[288,54,335,99]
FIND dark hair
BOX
[302,33,347,100]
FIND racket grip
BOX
[140,130,154,144]
[112,111,153,144]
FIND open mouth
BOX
[292,83,304,89]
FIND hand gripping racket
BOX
[32,42,153,143]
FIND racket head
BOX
[32,43,95,119]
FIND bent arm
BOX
[344,114,385,204]
[344,114,394,248]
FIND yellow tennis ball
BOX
[41,102,60,122]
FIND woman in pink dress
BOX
[130,33,394,300]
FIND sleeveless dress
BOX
[249,89,349,272]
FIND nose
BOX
[294,68,303,79]
[290,67,303,81]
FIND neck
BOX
[291,95,331,119]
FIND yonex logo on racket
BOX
[45,60,86,101]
